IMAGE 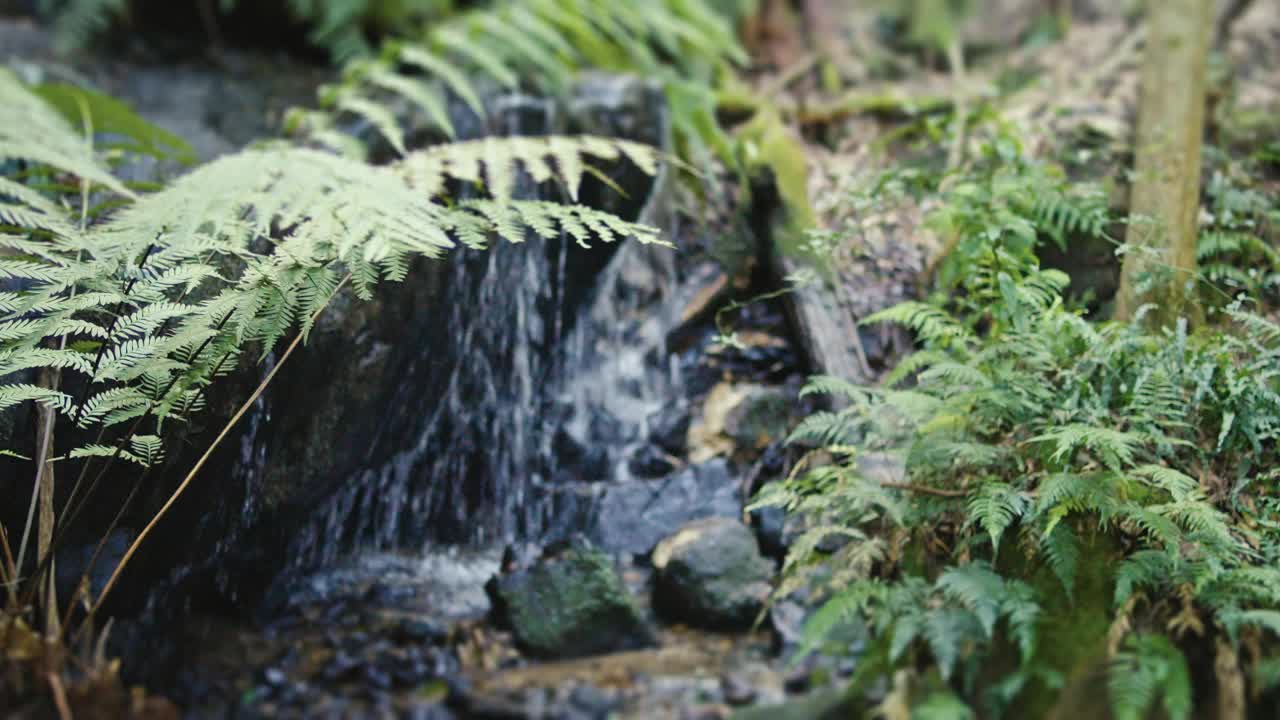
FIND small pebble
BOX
[263,667,287,686]
[720,673,757,706]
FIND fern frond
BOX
[32,81,198,163]
[402,135,661,202]
[967,483,1028,553]
[43,0,128,52]
[798,374,869,402]
[0,68,131,196]
[863,301,971,347]
[937,563,1007,639]
[912,692,976,720]
[1040,523,1080,599]
[925,607,982,680]
[1031,424,1143,472]
[1109,634,1192,720]
[0,383,75,414]
[881,349,949,388]
[797,580,884,658]
[67,443,148,467]
[1115,549,1177,606]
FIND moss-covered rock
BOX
[486,542,656,659]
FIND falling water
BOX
[276,78,689,567]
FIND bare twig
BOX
[1,523,17,607]
[46,671,72,720]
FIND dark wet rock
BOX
[768,599,808,655]
[500,542,542,574]
[406,703,458,720]
[391,659,434,687]
[363,664,392,691]
[729,687,857,720]
[652,518,774,630]
[54,527,135,604]
[366,581,417,606]
[486,541,656,659]
[453,686,548,720]
[582,459,742,556]
[647,403,692,456]
[627,443,680,478]
[720,673,757,706]
[396,618,449,645]
[553,426,612,481]
[749,496,789,560]
[783,664,814,694]
[568,684,620,717]
[319,652,363,683]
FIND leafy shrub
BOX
[1197,170,1280,309]
[755,138,1280,718]
[41,0,751,174]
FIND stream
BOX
[163,161,833,718]
[1,14,871,719]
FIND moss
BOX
[1005,524,1122,718]
[736,107,817,261]
[490,545,656,659]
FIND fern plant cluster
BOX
[754,137,1280,718]
[1196,168,1280,310]
[925,133,1112,306]
[1,66,660,430]
[39,0,753,176]
[293,0,748,170]
[40,0,455,60]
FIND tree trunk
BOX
[1114,0,1213,327]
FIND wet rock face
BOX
[652,518,774,630]
[55,528,135,605]
[486,542,657,659]
[577,459,742,557]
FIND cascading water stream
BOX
[275,77,689,569]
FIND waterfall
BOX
[279,77,682,566]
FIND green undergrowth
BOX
[42,0,754,178]
[754,131,1280,718]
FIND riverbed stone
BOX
[580,459,742,556]
[728,687,856,720]
[486,542,656,659]
[652,518,774,629]
[722,384,795,448]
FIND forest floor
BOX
[4,1,1280,718]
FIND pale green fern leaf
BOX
[0,68,130,196]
